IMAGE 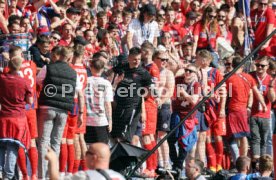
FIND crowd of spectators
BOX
[0,0,275,179]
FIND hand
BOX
[247,108,251,117]
[263,105,268,112]
[77,113,83,128]
[108,122,112,132]
[114,73,124,86]
[261,43,269,50]
[155,97,161,106]
[45,147,57,163]
[219,109,226,118]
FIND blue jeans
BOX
[37,108,68,179]
[0,142,19,179]
[266,110,275,155]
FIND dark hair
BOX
[97,11,107,18]
[90,59,105,71]
[8,15,21,25]
[259,155,273,173]
[84,29,94,37]
[129,47,141,56]
[74,44,85,57]
[107,23,119,32]
[51,30,61,36]
[232,55,243,68]
[236,156,251,172]
[93,51,107,60]
[269,59,276,71]
[9,45,22,56]
[36,35,50,45]
[51,46,63,54]
[122,9,132,16]
[141,41,154,52]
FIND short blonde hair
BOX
[197,50,213,61]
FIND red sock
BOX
[144,143,154,170]
[28,147,38,176]
[80,159,88,171]
[59,144,68,172]
[151,140,157,170]
[73,160,80,173]
[206,142,216,170]
[215,141,224,167]
[67,144,75,173]
[17,147,28,176]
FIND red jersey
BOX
[226,73,256,111]
[250,72,272,118]
[69,63,88,115]
[0,73,32,118]
[193,22,221,49]
[179,24,195,40]
[172,77,201,119]
[144,63,160,104]
[250,8,275,47]
[3,60,37,110]
[162,23,182,43]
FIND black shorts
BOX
[85,126,109,144]
[157,104,171,132]
[111,105,141,142]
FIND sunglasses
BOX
[225,63,232,66]
[218,15,225,18]
[192,3,200,7]
[86,151,95,156]
[256,63,268,68]
[185,69,196,73]
[51,36,61,41]
[158,57,169,62]
[259,2,268,6]
[82,22,90,24]
[209,15,217,18]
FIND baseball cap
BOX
[66,7,81,14]
[37,26,51,36]
[74,36,89,46]
[143,4,156,16]
[186,11,198,19]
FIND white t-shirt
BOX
[85,76,113,127]
[63,169,125,180]
[128,18,159,47]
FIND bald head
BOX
[86,143,111,169]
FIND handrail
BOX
[127,29,276,178]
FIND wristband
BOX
[269,85,274,88]
[79,111,83,114]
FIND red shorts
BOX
[207,117,226,136]
[226,109,249,139]
[0,116,30,148]
[26,109,38,138]
[75,109,87,134]
[142,103,157,135]
[62,115,77,139]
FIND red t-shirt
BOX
[226,73,256,111]
[0,73,32,118]
[162,23,182,43]
[250,72,272,118]
[179,24,195,40]
[172,77,201,119]
[144,63,160,104]
[59,38,71,46]
[250,8,275,46]
[69,63,88,115]
[193,22,221,49]
[3,60,37,110]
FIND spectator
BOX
[246,154,273,179]
[250,0,275,57]
[96,11,108,41]
[249,56,275,171]
[226,56,267,163]
[45,143,125,180]
[185,159,206,180]
[84,58,113,144]
[168,63,200,171]
[0,56,33,180]
[229,156,251,180]
[36,47,79,179]
[59,23,74,47]
[153,49,175,170]
[126,4,159,49]
[29,34,51,68]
